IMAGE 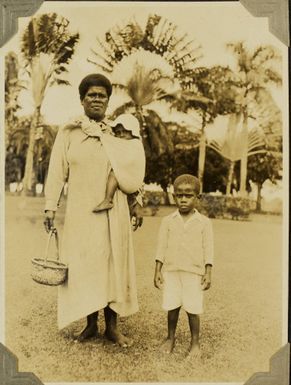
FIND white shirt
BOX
[156,209,214,275]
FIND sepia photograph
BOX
[0,0,289,384]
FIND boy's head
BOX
[173,174,200,214]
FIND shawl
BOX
[69,115,146,194]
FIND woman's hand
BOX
[44,210,56,233]
[154,263,164,289]
[130,202,143,231]
[201,271,211,290]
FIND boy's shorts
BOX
[162,271,203,314]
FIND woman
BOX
[44,73,144,346]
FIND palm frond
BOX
[87,58,112,73]
[110,101,135,119]
[144,14,161,41]
[95,37,119,66]
[90,48,115,70]
[57,34,80,64]
[90,14,201,92]
[111,83,128,91]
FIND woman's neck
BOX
[90,118,103,123]
[87,114,105,123]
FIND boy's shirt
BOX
[156,209,214,276]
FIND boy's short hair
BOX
[173,174,200,195]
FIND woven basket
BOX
[31,228,68,286]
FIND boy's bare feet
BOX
[75,325,98,343]
[160,338,175,354]
[187,343,201,359]
[92,199,114,213]
[105,329,133,348]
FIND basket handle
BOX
[44,228,60,262]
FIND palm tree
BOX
[109,60,178,157]
[209,91,282,195]
[89,14,202,159]
[172,65,237,192]
[20,13,79,193]
[5,52,26,148]
[173,90,210,193]
[208,114,265,195]
[226,42,282,196]
[8,117,58,185]
[89,14,202,86]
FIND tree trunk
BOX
[198,114,206,194]
[239,112,248,197]
[22,106,41,194]
[256,182,263,212]
[226,160,235,195]
[164,189,171,206]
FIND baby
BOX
[93,114,144,212]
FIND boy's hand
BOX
[201,272,211,290]
[154,270,164,289]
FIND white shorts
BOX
[162,271,203,314]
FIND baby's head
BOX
[112,114,141,139]
[113,123,134,139]
[173,174,200,214]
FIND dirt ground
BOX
[4,195,285,383]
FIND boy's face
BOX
[174,183,199,214]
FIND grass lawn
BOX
[4,195,284,382]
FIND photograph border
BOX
[0,1,289,384]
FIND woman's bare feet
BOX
[105,329,133,347]
[75,325,98,343]
[92,199,114,213]
[160,338,175,354]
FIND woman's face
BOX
[81,86,109,121]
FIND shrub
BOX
[199,194,225,218]
[143,191,166,216]
[142,191,256,220]
[200,194,255,220]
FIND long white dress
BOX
[44,119,144,329]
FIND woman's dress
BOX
[45,120,143,329]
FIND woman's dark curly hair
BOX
[78,73,112,100]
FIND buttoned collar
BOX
[171,209,203,223]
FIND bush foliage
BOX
[143,190,256,220]
[199,194,255,220]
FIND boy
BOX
[154,174,213,358]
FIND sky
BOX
[1,1,288,129]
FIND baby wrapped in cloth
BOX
[93,113,145,212]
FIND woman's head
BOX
[79,74,112,100]
[79,74,112,121]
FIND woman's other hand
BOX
[130,203,143,231]
[154,269,164,289]
[44,210,56,233]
